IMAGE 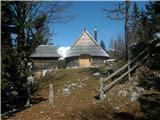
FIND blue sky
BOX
[52,1,147,49]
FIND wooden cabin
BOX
[30,45,61,71]
[66,28,109,67]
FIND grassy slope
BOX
[39,68,102,90]
[5,67,143,120]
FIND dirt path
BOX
[5,78,103,120]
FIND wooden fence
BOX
[98,47,149,100]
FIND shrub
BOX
[139,70,160,91]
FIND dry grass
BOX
[5,67,143,120]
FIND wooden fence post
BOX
[49,83,54,106]
[128,48,131,81]
[98,42,151,98]
[26,87,30,106]
[128,58,131,81]
[100,78,104,100]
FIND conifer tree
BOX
[145,1,160,40]
[1,1,72,111]
[139,10,149,42]
[109,38,114,51]
[100,40,106,51]
[129,2,141,44]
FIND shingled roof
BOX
[66,29,109,58]
[31,45,61,58]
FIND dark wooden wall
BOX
[66,56,107,67]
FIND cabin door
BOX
[79,54,91,67]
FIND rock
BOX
[118,90,128,97]
[47,117,52,120]
[150,87,154,90]
[84,77,89,80]
[63,88,69,92]
[6,104,10,107]
[93,72,100,76]
[62,88,70,96]
[78,85,82,88]
[13,108,16,112]
[80,83,86,86]
[27,75,35,86]
[118,90,122,96]
[57,89,61,92]
[40,111,44,114]
[113,107,120,112]
[131,92,139,102]
[12,91,18,95]
[60,113,65,117]
[133,82,138,86]
[129,86,133,92]
[114,107,120,110]
[136,87,145,93]
[154,33,160,38]
[93,101,96,104]
[93,100,97,104]
[82,114,87,118]
[71,83,77,86]
[42,69,51,77]
[3,116,9,119]
[103,94,106,98]
[68,85,71,88]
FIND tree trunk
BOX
[125,0,129,59]
[125,0,131,81]
[17,2,26,52]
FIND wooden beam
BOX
[102,47,148,82]
[103,55,148,93]
[128,48,131,81]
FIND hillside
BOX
[2,67,151,120]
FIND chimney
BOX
[94,27,97,41]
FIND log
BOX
[102,47,148,82]
[103,55,148,93]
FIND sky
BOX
[52,1,147,50]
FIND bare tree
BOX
[103,1,131,80]
[109,37,114,51]
[1,1,73,110]
[109,35,125,58]
[103,1,130,58]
